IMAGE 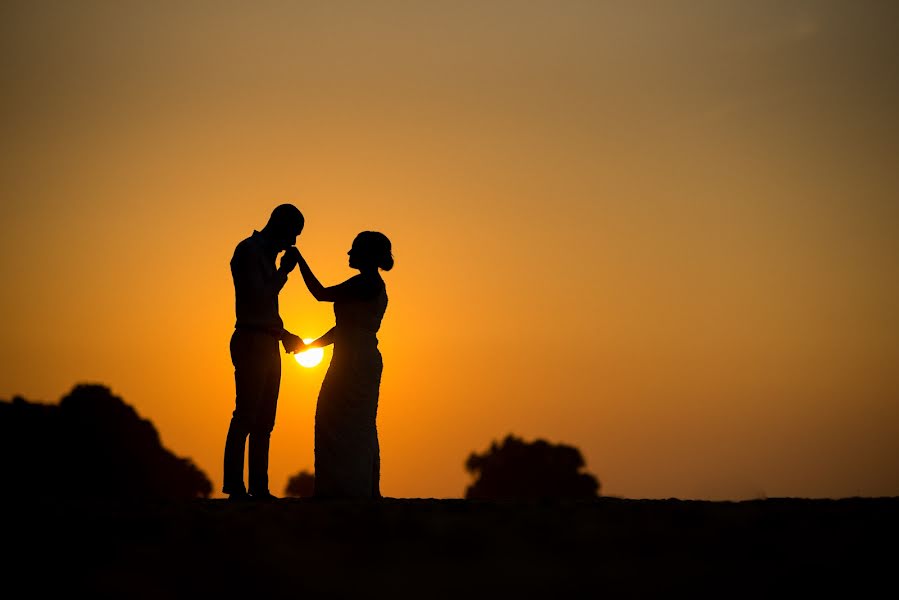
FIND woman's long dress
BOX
[314,285,388,499]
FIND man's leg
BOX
[248,338,281,497]
[223,330,266,496]
[223,422,249,495]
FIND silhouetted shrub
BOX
[465,434,600,500]
[285,470,315,498]
[0,383,212,499]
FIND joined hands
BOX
[282,331,306,354]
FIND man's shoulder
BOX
[230,237,257,271]
[232,231,262,256]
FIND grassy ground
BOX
[6,496,897,598]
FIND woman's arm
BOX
[294,249,326,299]
[307,327,336,348]
[294,249,380,302]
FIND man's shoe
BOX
[250,491,279,502]
[226,490,251,502]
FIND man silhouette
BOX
[223,204,305,501]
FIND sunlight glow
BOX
[295,338,324,368]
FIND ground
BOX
[6,496,897,598]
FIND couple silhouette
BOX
[222,204,393,501]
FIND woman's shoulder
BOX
[343,273,384,300]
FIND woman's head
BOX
[348,231,394,272]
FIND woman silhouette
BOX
[294,231,393,499]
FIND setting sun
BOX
[295,338,324,368]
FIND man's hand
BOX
[279,247,299,273]
[281,332,305,354]
[288,246,304,268]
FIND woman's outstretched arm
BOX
[293,248,381,302]
[293,248,327,299]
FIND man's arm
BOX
[232,244,294,298]
[276,248,298,291]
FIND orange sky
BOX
[2,1,898,500]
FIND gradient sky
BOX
[2,1,897,500]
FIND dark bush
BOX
[0,383,212,499]
[285,470,315,498]
[465,434,600,500]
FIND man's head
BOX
[262,204,304,251]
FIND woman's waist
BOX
[332,332,381,357]
[334,326,379,340]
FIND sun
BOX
[294,338,324,368]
